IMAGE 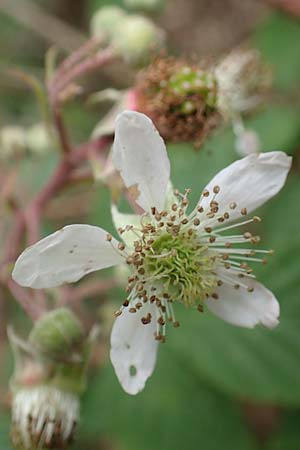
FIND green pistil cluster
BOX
[167,66,218,112]
[144,231,218,306]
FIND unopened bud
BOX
[0,125,27,161]
[124,0,165,14]
[90,6,126,41]
[8,309,95,450]
[26,123,52,156]
[28,308,85,361]
[112,15,165,66]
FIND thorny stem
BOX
[1,136,112,320]
[0,43,117,320]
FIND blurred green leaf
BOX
[267,410,300,450]
[77,351,257,450]
[254,13,300,92]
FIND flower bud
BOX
[215,49,272,119]
[124,0,165,14]
[90,6,126,41]
[0,125,27,161]
[28,308,85,361]
[112,15,165,66]
[26,123,52,157]
[8,308,92,450]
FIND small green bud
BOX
[8,310,97,450]
[112,15,165,66]
[124,0,165,14]
[28,308,85,361]
[0,125,27,161]
[90,6,126,40]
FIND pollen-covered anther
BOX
[141,313,152,325]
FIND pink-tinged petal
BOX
[197,151,291,228]
[12,225,123,289]
[206,276,279,329]
[112,111,170,212]
[110,303,159,395]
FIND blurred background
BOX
[0,0,300,449]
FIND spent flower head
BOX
[13,111,291,395]
[135,56,220,146]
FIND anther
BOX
[193,218,200,226]
[211,293,219,299]
[202,189,210,197]
[241,208,248,216]
[129,308,137,313]
[114,310,122,317]
[141,313,152,325]
[197,304,204,312]
[172,204,178,211]
[204,227,212,233]
[253,216,261,223]
[173,321,180,328]
[247,287,254,293]
[181,218,188,225]
[158,316,165,326]
[106,234,112,242]
[123,300,129,307]
[223,212,230,220]
[213,185,220,194]
[118,243,125,251]
[229,202,237,209]
[197,206,204,213]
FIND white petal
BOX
[110,303,159,395]
[111,204,142,248]
[112,110,170,212]
[206,276,279,329]
[197,152,291,228]
[12,225,123,289]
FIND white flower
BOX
[13,111,292,395]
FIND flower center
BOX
[144,230,218,307]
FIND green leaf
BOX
[267,410,300,450]
[77,351,257,450]
[254,12,300,91]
